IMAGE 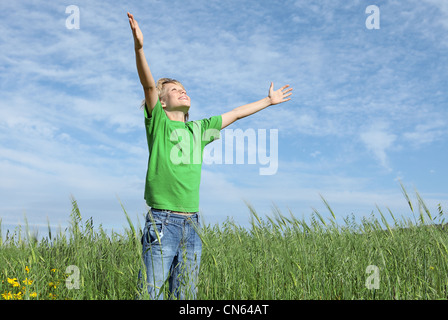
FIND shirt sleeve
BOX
[144,99,163,119]
[200,115,222,147]
[144,98,167,144]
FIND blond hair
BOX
[141,78,189,122]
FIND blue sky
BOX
[1,0,447,234]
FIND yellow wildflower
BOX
[50,268,57,273]
[25,266,30,273]
[22,278,33,285]
[7,278,20,287]
[1,291,13,300]
[13,292,23,300]
[30,292,37,298]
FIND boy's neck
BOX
[165,109,187,122]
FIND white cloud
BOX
[360,123,397,170]
[403,120,446,147]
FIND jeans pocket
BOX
[146,220,164,245]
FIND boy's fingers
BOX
[127,13,137,27]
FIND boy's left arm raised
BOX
[220,82,292,129]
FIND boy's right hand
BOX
[128,12,144,50]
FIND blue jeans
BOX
[139,209,202,300]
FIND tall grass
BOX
[1,187,448,300]
[0,196,143,300]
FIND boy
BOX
[128,12,292,300]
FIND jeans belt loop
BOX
[165,210,171,224]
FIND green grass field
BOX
[1,186,447,300]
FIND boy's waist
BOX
[152,208,196,216]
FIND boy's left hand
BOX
[268,82,293,105]
[128,12,144,50]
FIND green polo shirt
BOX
[143,99,222,212]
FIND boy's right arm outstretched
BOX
[128,12,158,115]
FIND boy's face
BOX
[160,83,190,111]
